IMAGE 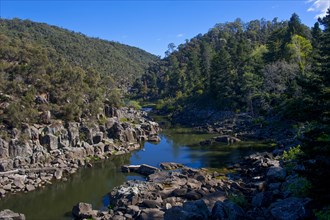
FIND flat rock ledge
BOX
[72,151,313,220]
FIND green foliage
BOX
[135,14,313,116]
[286,35,312,72]
[119,117,129,123]
[108,204,115,210]
[86,155,100,162]
[127,100,142,110]
[0,18,156,128]
[282,145,303,161]
[286,176,311,197]
[317,134,330,142]
[314,207,330,220]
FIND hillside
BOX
[0,18,158,86]
[0,18,158,128]
[134,15,316,118]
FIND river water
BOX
[0,121,270,219]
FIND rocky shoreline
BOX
[0,107,160,199]
[171,108,298,146]
[71,150,313,220]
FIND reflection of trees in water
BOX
[186,142,268,168]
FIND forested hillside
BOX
[0,19,158,85]
[134,13,328,123]
[0,18,158,128]
[135,11,330,206]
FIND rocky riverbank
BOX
[171,108,298,146]
[72,150,313,220]
[0,107,160,198]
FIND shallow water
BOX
[0,124,270,220]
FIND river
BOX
[0,119,270,219]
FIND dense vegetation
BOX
[135,14,316,117]
[135,11,330,209]
[0,18,158,128]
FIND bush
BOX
[282,145,304,161]
[127,100,141,110]
[286,176,311,197]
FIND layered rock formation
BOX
[0,107,160,198]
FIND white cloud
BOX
[177,33,184,38]
[307,0,330,18]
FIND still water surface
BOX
[0,125,269,219]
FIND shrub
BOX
[286,176,311,197]
[127,100,141,110]
[282,145,304,161]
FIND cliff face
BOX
[0,107,160,197]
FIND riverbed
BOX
[0,124,270,219]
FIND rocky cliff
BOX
[0,107,160,198]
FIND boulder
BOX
[160,162,184,170]
[0,209,25,220]
[267,166,286,181]
[121,165,140,173]
[3,184,12,191]
[148,135,161,142]
[139,208,164,220]
[164,200,210,220]
[72,202,94,219]
[171,188,188,197]
[211,201,228,220]
[252,191,273,207]
[141,199,161,208]
[13,175,26,189]
[41,134,58,151]
[138,164,159,176]
[0,159,13,172]
[185,190,202,200]
[25,184,35,192]
[54,169,63,180]
[270,197,311,220]
[211,201,245,220]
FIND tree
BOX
[299,9,330,205]
[210,47,236,108]
[200,41,213,90]
[286,35,312,72]
[165,43,176,57]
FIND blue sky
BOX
[1,1,329,56]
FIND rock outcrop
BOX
[72,150,313,220]
[0,107,160,198]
